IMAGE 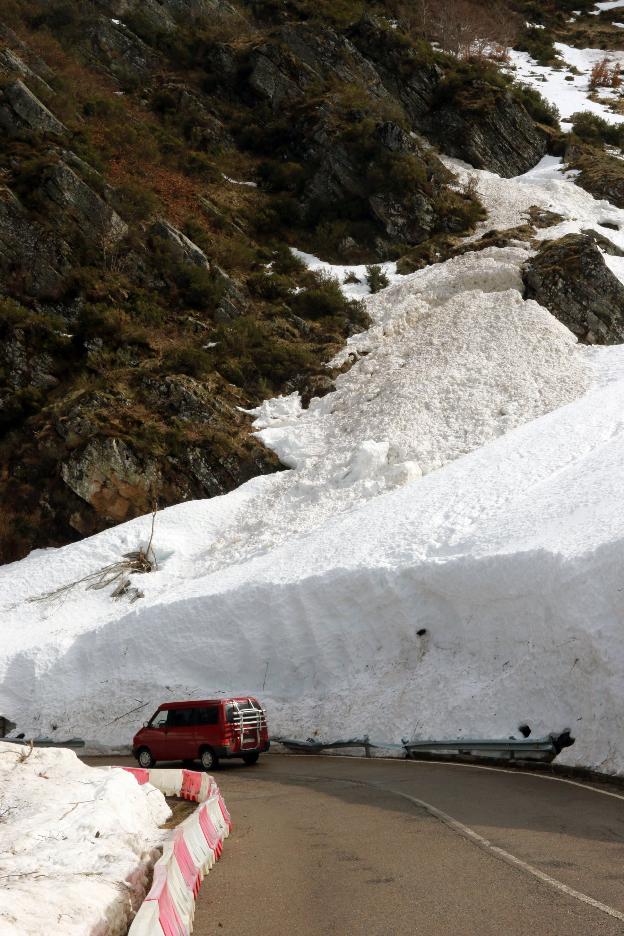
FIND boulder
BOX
[523,233,624,344]
[0,79,66,137]
[61,437,160,525]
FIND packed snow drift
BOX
[0,744,170,935]
[2,30,624,778]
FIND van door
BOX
[165,707,196,760]
[141,708,169,760]
[192,705,220,756]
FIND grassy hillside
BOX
[0,0,552,562]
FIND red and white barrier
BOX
[125,769,232,936]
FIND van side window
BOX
[194,706,219,725]
[167,708,194,727]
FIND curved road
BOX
[94,754,624,935]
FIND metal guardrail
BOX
[274,737,378,757]
[275,735,563,763]
[403,737,557,762]
[1,736,85,749]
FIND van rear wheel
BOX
[200,747,218,771]
[242,752,260,766]
[136,747,155,769]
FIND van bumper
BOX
[217,740,270,758]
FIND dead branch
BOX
[28,508,158,606]
[17,740,34,763]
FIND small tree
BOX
[366,265,390,294]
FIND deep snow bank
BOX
[0,744,170,935]
[1,370,623,772]
[0,238,595,757]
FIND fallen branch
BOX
[17,740,34,763]
[28,509,158,606]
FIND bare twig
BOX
[28,508,158,606]
[17,740,34,763]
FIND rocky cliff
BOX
[0,0,552,562]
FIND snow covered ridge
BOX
[0,744,170,936]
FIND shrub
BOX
[177,266,224,310]
[570,112,624,147]
[247,271,293,301]
[161,345,212,378]
[589,59,622,91]
[270,244,306,276]
[513,84,559,128]
[258,160,306,194]
[516,27,557,66]
[112,183,161,224]
[290,273,367,326]
[366,265,389,293]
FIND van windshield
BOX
[148,710,168,728]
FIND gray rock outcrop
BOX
[0,186,69,297]
[430,87,547,179]
[523,233,624,344]
[0,79,66,137]
[42,162,128,243]
[150,219,210,267]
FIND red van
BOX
[132,697,269,770]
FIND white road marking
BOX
[388,787,624,923]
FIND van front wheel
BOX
[242,752,260,766]
[136,747,155,769]
[200,747,218,771]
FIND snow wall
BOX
[1,373,623,775]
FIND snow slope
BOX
[1,366,623,772]
[509,44,624,126]
[0,744,169,935]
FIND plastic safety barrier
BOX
[123,766,150,785]
[126,769,231,936]
[124,767,221,802]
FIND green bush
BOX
[112,183,161,224]
[247,271,294,301]
[366,265,389,294]
[291,273,366,326]
[161,345,212,378]
[270,244,307,276]
[516,27,557,66]
[570,112,624,147]
[513,85,560,128]
[258,160,306,194]
[177,266,224,311]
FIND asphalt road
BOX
[90,754,624,935]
